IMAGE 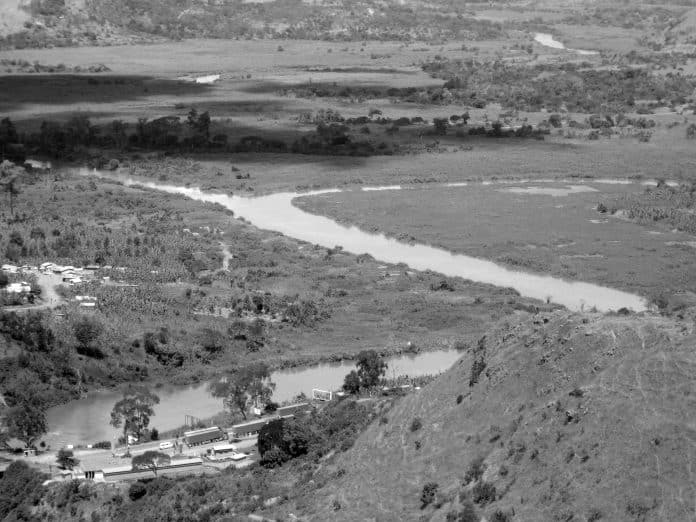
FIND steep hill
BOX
[280,310,696,521]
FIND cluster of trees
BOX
[108,386,160,451]
[422,58,696,113]
[208,362,275,420]
[258,399,373,468]
[0,311,78,450]
[342,349,387,394]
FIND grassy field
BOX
[294,180,696,301]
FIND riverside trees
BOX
[208,362,275,420]
[109,386,160,450]
[343,349,387,394]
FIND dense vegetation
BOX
[0,0,507,50]
[421,57,696,113]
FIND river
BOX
[45,349,461,447]
[84,171,647,312]
[534,32,599,56]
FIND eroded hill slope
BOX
[285,310,696,522]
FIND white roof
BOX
[212,443,238,452]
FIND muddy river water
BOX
[46,350,461,446]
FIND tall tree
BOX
[110,386,160,451]
[5,403,47,449]
[0,160,22,217]
[56,448,79,470]
[208,362,275,420]
[131,450,170,477]
[355,349,387,389]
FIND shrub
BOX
[92,441,111,449]
[128,482,147,501]
[457,394,464,404]
[472,481,496,505]
[464,456,486,484]
[686,123,696,139]
[469,357,486,387]
[56,448,79,470]
[490,509,512,522]
[410,418,423,432]
[421,482,439,508]
[447,500,479,522]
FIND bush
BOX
[410,418,423,432]
[464,456,485,484]
[56,448,79,470]
[456,394,464,404]
[421,482,439,508]
[469,357,486,387]
[92,441,111,449]
[490,509,512,522]
[128,482,147,501]
[472,481,496,505]
[447,500,479,522]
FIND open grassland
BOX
[121,132,696,196]
[294,180,696,302]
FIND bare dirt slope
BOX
[285,310,696,521]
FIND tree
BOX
[421,482,439,508]
[0,461,47,520]
[56,448,79,470]
[343,370,361,394]
[187,108,211,139]
[433,118,449,135]
[355,350,387,389]
[6,403,47,449]
[110,386,160,451]
[257,417,315,468]
[0,160,22,217]
[73,315,103,357]
[208,362,275,419]
[131,451,170,477]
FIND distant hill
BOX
[284,310,696,521]
[0,0,505,49]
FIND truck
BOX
[183,426,226,446]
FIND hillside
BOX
[277,309,696,521]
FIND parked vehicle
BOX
[159,441,174,450]
[183,426,226,446]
